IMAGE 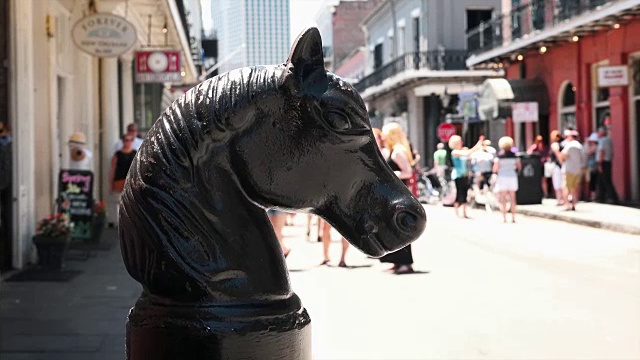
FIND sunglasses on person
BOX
[124,138,134,142]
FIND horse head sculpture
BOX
[119,27,426,360]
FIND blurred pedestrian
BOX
[449,134,485,218]
[584,132,599,201]
[319,218,349,267]
[527,135,549,198]
[113,123,144,153]
[109,134,137,226]
[376,124,415,274]
[267,209,291,258]
[552,130,584,211]
[548,130,564,205]
[493,136,521,223]
[596,126,619,204]
[470,140,495,193]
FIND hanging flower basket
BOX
[32,213,72,270]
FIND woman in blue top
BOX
[448,134,485,218]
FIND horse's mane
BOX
[119,65,286,302]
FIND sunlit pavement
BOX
[285,205,640,360]
[1,206,639,359]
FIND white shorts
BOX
[551,166,562,190]
[494,176,519,192]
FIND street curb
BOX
[516,208,640,236]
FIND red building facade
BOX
[504,20,640,200]
[467,0,640,201]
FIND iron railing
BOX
[354,50,468,93]
[466,0,612,54]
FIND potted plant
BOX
[32,213,72,270]
[92,200,106,244]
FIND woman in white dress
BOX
[493,136,522,223]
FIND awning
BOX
[413,82,481,97]
[477,78,549,120]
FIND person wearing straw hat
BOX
[68,131,93,171]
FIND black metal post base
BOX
[126,296,312,360]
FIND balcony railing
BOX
[466,0,612,54]
[354,50,468,93]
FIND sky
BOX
[199,0,325,43]
[289,0,324,43]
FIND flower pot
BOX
[33,234,70,270]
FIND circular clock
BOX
[147,52,168,73]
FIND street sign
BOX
[135,51,182,83]
[437,123,456,142]
[512,102,539,123]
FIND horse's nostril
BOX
[395,211,418,233]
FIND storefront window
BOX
[596,87,609,103]
[632,58,640,96]
[595,106,610,129]
[560,82,576,131]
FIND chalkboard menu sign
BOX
[58,170,94,241]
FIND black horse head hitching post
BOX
[119,27,426,359]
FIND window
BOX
[531,0,545,30]
[592,62,610,129]
[398,25,405,56]
[466,9,493,50]
[412,17,420,53]
[559,82,576,131]
[374,43,383,70]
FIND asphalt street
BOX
[286,205,640,360]
[1,205,639,359]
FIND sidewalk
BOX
[516,199,640,235]
[0,229,140,360]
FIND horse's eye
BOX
[325,110,351,131]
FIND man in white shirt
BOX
[113,123,144,153]
[552,130,583,210]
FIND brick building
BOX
[467,0,640,201]
[315,0,383,72]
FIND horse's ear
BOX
[283,27,328,97]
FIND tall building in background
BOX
[212,0,290,73]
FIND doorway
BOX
[0,0,12,271]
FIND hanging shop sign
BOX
[135,51,182,83]
[597,65,629,87]
[512,102,539,123]
[72,13,137,57]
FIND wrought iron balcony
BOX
[466,0,612,55]
[354,50,468,93]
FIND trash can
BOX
[515,153,543,205]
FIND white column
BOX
[101,58,120,225]
[407,90,425,162]
[120,54,135,129]
[9,0,35,269]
